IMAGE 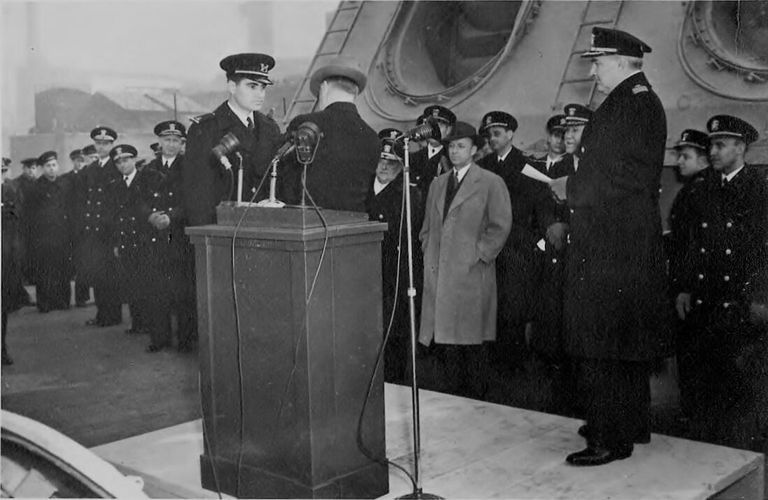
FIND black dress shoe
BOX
[85,318,100,326]
[566,445,632,466]
[1,352,13,366]
[578,424,651,444]
[146,344,168,353]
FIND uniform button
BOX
[154,193,159,197]
[701,222,708,228]
[698,274,704,280]
[723,275,730,281]
[378,214,384,220]
[700,248,706,253]
[96,214,100,218]
[695,299,703,305]
[87,201,92,205]
[85,225,90,230]
[570,209,575,214]
[169,192,173,196]
[97,188,102,192]
[726,222,732,228]
[95,227,100,232]
[151,238,157,242]
[723,302,730,308]
[131,217,135,221]
[121,245,125,249]
[120,231,125,235]
[725,249,732,255]
[120,217,124,222]
[552,258,558,263]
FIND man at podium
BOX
[279,55,379,212]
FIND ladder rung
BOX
[562,77,594,84]
[580,19,619,27]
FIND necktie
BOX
[124,175,130,186]
[443,170,460,221]
[247,116,254,131]
[164,161,169,169]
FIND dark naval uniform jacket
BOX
[365,173,425,328]
[409,146,448,201]
[279,101,380,212]
[480,147,556,325]
[183,101,281,226]
[564,71,671,361]
[75,158,122,284]
[680,166,768,326]
[666,168,713,298]
[530,153,576,357]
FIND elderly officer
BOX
[279,55,379,212]
[675,116,768,451]
[28,151,74,312]
[478,110,555,372]
[77,126,123,327]
[419,122,511,398]
[366,128,424,383]
[549,28,670,465]
[409,105,456,200]
[183,53,281,226]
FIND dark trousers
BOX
[678,312,768,451]
[581,358,650,451]
[35,251,71,311]
[94,252,122,325]
[433,343,489,400]
[73,278,90,305]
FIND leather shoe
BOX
[85,318,100,326]
[578,424,651,444]
[1,352,13,366]
[146,344,168,353]
[566,445,632,466]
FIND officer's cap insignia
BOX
[432,109,439,118]
[101,129,107,136]
[260,63,269,73]
[569,108,575,116]
[383,144,392,153]
[389,130,398,139]
[115,147,122,155]
[683,132,689,141]
[712,120,719,131]
[486,116,492,125]
[632,84,648,94]
[169,123,176,131]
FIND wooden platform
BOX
[93,384,764,499]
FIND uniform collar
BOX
[722,163,745,183]
[428,144,443,159]
[226,101,255,128]
[123,169,137,187]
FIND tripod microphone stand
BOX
[396,137,442,500]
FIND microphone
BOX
[212,132,240,170]
[398,117,442,142]
[272,132,297,162]
[295,121,322,165]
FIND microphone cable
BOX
[230,164,271,497]
[355,180,417,491]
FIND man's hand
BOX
[545,222,569,251]
[550,176,568,202]
[676,293,692,320]
[148,211,170,230]
[749,302,768,324]
[113,247,119,258]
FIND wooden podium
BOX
[186,203,389,499]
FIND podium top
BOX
[185,203,387,242]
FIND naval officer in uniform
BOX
[674,116,768,451]
[550,27,670,465]
[279,55,379,212]
[183,53,282,226]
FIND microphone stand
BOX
[397,137,442,500]
[255,154,286,208]
[235,153,244,205]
